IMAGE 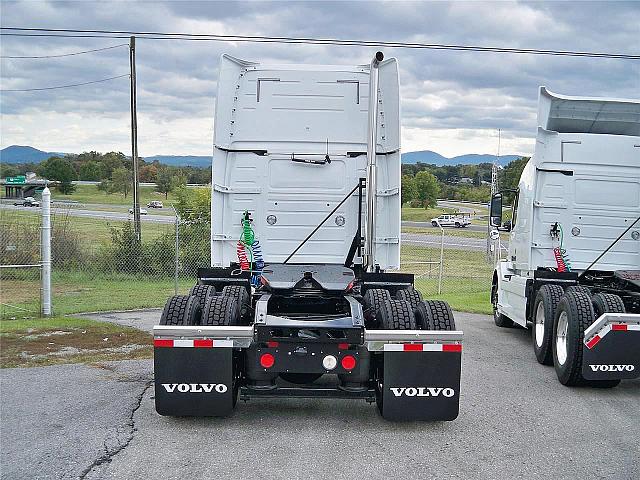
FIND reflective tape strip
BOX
[153,339,235,348]
[586,335,601,350]
[585,323,640,349]
[382,343,462,352]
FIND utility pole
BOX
[129,36,141,242]
[487,129,500,260]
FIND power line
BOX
[1,27,638,60]
[1,43,128,59]
[1,73,130,92]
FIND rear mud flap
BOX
[379,347,462,421]
[582,329,640,381]
[154,343,235,416]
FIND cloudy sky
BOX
[1,0,638,158]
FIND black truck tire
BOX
[395,286,423,308]
[491,282,513,328]
[592,293,626,318]
[532,284,564,366]
[202,295,240,326]
[378,299,417,330]
[160,295,201,326]
[189,284,216,310]
[552,290,593,386]
[221,285,250,320]
[363,289,392,326]
[414,300,456,330]
[565,285,591,297]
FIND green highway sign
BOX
[5,175,26,184]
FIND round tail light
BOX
[341,355,356,371]
[260,353,275,368]
[322,355,338,370]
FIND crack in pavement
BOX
[78,381,152,479]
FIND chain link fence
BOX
[0,206,42,318]
[400,225,497,305]
[1,198,503,316]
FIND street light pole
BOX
[129,35,141,241]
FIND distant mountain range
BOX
[401,150,521,166]
[0,145,67,164]
[1,145,523,167]
[143,155,211,167]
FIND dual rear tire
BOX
[364,287,456,331]
[533,287,625,388]
[160,284,249,327]
[552,290,620,388]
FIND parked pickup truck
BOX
[431,214,471,228]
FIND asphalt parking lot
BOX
[1,311,638,480]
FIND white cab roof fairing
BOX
[213,54,400,152]
[537,86,640,136]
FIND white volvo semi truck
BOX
[152,52,464,420]
[491,87,640,387]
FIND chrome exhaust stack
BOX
[364,51,384,272]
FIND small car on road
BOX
[147,201,163,208]
[13,196,40,207]
[129,207,148,215]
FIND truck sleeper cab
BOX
[491,87,640,387]
[153,53,464,421]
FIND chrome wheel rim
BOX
[556,311,569,365]
[535,302,545,348]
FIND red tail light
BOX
[260,353,275,368]
[341,355,356,370]
[266,341,279,348]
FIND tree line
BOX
[1,151,211,197]
[401,158,529,207]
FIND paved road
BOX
[402,232,507,252]
[3,310,638,479]
[3,203,501,251]
[0,203,175,224]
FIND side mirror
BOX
[490,193,503,227]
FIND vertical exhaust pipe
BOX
[364,51,384,272]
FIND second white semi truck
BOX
[491,87,640,387]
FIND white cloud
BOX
[1,0,638,157]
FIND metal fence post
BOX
[438,222,444,295]
[41,187,52,316]
[173,206,179,295]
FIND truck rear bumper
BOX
[153,325,463,421]
[582,313,640,381]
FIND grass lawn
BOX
[401,243,493,314]
[0,316,152,368]
[402,225,509,241]
[1,207,174,244]
[1,271,196,318]
[401,206,456,222]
